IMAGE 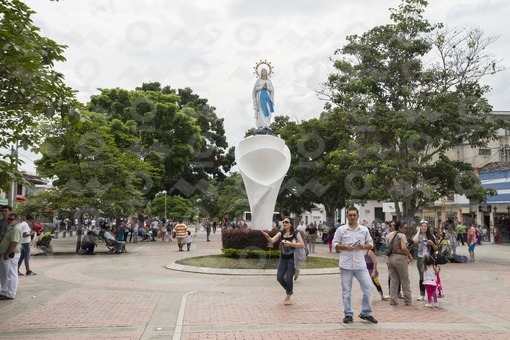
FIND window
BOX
[479,148,491,156]
[17,184,23,195]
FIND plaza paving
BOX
[1,230,509,339]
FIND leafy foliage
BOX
[35,111,154,217]
[272,113,355,225]
[0,0,76,189]
[146,194,193,221]
[221,248,280,259]
[87,82,231,203]
[322,0,504,222]
[221,228,280,250]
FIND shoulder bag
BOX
[386,233,396,256]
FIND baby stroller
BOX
[36,231,53,253]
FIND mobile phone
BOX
[352,240,360,247]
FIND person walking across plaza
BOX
[18,215,36,276]
[306,222,318,253]
[0,213,23,300]
[467,223,478,262]
[186,230,193,251]
[333,207,378,324]
[261,217,305,305]
[174,219,188,251]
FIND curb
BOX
[165,261,340,276]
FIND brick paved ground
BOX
[0,230,509,339]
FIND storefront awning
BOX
[479,169,510,204]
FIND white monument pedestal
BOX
[235,134,291,230]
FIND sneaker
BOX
[0,295,14,300]
[417,296,425,301]
[425,303,433,308]
[26,271,37,276]
[343,315,353,324]
[390,301,399,306]
[381,295,390,301]
[294,269,300,281]
[433,302,439,308]
[359,314,378,324]
[18,272,24,276]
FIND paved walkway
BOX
[1,231,509,339]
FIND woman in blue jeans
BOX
[262,217,305,305]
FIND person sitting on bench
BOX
[104,228,126,254]
[81,230,97,255]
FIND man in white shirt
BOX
[18,215,36,276]
[333,207,377,324]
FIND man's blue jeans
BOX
[276,257,295,295]
[340,268,373,317]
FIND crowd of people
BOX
[264,207,485,325]
[74,217,225,254]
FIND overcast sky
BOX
[19,0,510,172]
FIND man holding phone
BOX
[333,207,377,324]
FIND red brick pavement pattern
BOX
[184,289,474,326]
[181,330,510,340]
[12,333,141,340]
[0,288,160,331]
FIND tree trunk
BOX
[75,209,83,253]
[324,202,336,227]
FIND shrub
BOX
[221,228,281,250]
[221,248,280,259]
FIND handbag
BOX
[430,245,448,264]
[432,251,448,265]
[386,234,396,256]
[296,247,307,262]
[436,272,445,298]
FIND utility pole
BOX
[7,144,18,208]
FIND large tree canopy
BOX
[35,111,154,218]
[0,0,75,189]
[323,0,504,223]
[87,82,231,203]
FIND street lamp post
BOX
[162,190,167,221]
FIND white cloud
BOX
[19,0,510,173]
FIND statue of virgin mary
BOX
[252,61,274,129]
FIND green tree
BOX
[0,0,76,189]
[272,113,355,225]
[323,0,504,224]
[35,111,154,251]
[146,194,192,221]
[13,189,58,221]
[87,83,231,202]
[215,173,249,220]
